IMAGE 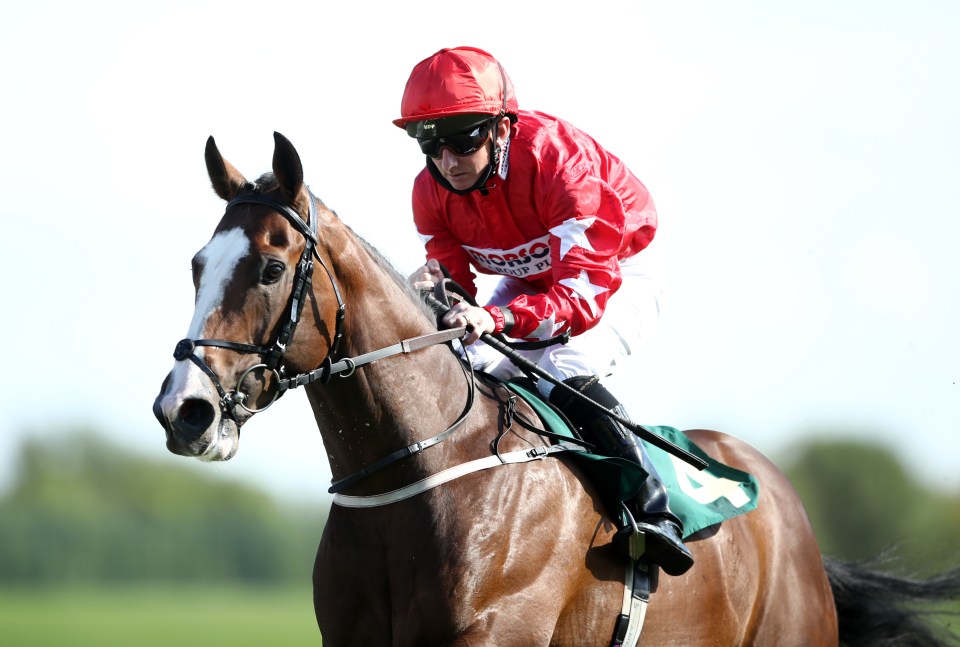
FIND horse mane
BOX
[350,226,441,325]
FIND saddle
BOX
[501,379,760,540]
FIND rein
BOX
[277,326,467,390]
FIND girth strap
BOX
[611,562,651,647]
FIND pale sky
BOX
[1,0,957,501]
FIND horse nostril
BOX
[174,398,216,443]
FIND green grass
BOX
[3,584,954,645]
[0,585,321,646]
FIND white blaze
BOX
[188,228,251,338]
[165,228,251,405]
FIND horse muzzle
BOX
[154,371,242,461]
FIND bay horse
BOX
[154,132,960,646]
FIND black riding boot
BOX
[550,376,694,576]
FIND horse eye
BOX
[262,261,285,284]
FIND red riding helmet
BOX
[394,46,519,138]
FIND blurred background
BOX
[1,0,957,644]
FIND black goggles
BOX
[417,120,494,158]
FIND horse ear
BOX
[205,136,247,201]
[272,132,305,206]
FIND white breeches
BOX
[463,253,663,399]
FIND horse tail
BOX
[824,555,960,646]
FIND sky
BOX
[1,0,957,503]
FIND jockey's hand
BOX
[443,303,495,345]
[409,258,445,291]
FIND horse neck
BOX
[304,223,480,491]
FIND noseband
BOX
[172,188,346,424]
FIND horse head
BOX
[153,132,344,461]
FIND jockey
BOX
[396,46,693,576]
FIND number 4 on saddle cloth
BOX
[504,381,760,540]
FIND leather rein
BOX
[169,188,477,493]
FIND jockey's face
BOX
[430,138,492,191]
[428,118,509,192]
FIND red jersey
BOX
[412,110,657,340]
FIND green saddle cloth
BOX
[505,381,759,538]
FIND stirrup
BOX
[619,504,646,561]
[615,504,694,576]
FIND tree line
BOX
[0,427,956,585]
[782,434,959,577]
[0,430,325,585]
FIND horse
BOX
[154,132,960,646]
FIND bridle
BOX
[171,187,346,424]
[170,186,478,493]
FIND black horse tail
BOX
[825,555,960,646]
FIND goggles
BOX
[417,119,494,158]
